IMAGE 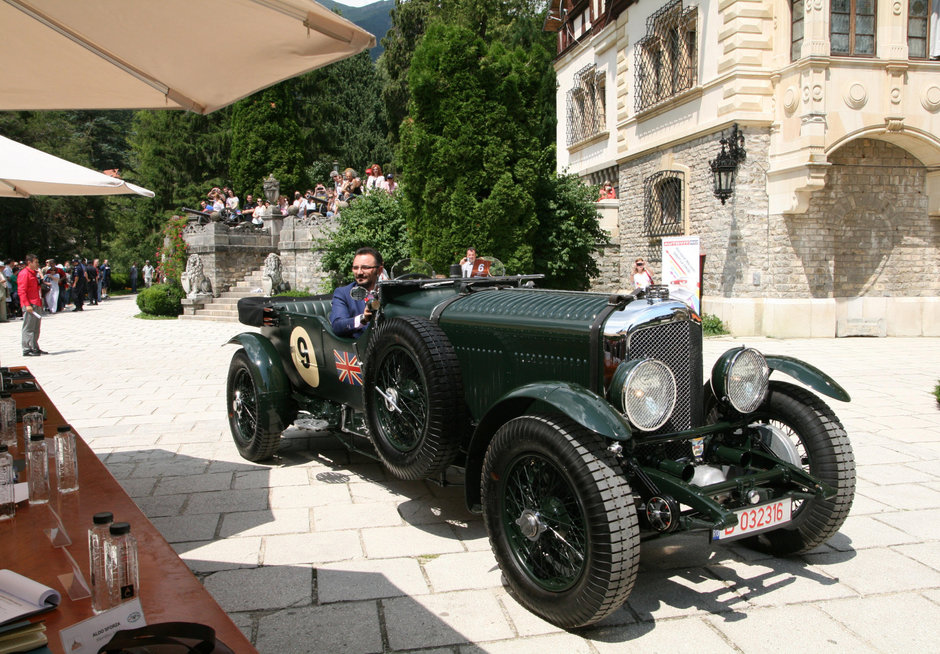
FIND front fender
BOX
[226,333,294,432]
[766,355,850,402]
[463,382,632,512]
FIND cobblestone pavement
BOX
[1,295,938,653]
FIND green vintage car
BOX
[226,276,855,628]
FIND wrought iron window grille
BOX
[567,64,607,146]
[644,170,685,237]
[635,0,698,113]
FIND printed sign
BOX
[290,326,320,387]
[59,597,144,654]
[661,236,701,313]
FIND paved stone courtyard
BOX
[1,295,938,653]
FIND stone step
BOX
[178,314,240,322]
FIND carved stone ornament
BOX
[884,117,905,132]
[784,86,799,114]
[843,82,868,109]
[812,85,823,102]
[890,87,901,104]
[921,86,940,112]
[181,254,213,298]
[262,252,290,295]
[893,1,901,14]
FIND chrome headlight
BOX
[711,347,770,413]
[609,359,676,431]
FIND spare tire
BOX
[363,316,465,480]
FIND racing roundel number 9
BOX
[290,326,320,387]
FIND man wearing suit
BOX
[330,247,383,338]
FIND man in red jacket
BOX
[17,254,47,356]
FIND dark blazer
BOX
[330,282,366,338]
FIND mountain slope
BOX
[319,0,394,60]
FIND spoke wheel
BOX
[363,316,464,480]
[226,349,282,461]
[482,414,639,628]
[745,381,855,554]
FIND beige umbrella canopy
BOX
[0,0,375,114]
[0,134,155,198]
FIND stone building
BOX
[547,0,940,336]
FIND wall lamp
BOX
[709,124,746,204]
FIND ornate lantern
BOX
[709,124,746,204]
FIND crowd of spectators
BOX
[0,256,127,320]
[196,164,397,226]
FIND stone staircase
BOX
[178,269,266,322]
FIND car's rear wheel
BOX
[482,414,639,628]
[227,349,282,461]
[363,316,464,480]
[745,381,855,554]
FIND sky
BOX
[334,0,384,6]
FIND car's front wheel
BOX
[482,414,639,628]
[227,349,282,461]
[745,381,855,554]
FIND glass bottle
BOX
[26,432,49,504]
[0,444,14,521]
[22,406,43,440]
[88,512,114,613]
[54,425,79,493]
[0,391,14,448]
[105,522,139,605]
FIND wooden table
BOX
[0,371,256,653]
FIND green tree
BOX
[319,192,410,289]
[533,160,608,290]
[230,84,306,196]
[398,20,549,273]
[107,108,230,273]
[293,52,391,175]
[378,0,435,147]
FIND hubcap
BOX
[514,509,547,541]
[382,387,399,413]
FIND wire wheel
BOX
[226,349,281,461]
[501,452,587,592]
[482,414,639,628]
[745,381,855,554]
[372,346,429,452]
[363,316,465,480]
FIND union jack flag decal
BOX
[333,350,363,386]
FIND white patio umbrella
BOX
[0,0,375,114]
[0,134,155,198]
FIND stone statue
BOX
[262,252,290,295]
[181,254,213,298]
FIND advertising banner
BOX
[661,236,701,313]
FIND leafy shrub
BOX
[109,272,128,290]
[136,283,184,316]
[702,313,729,336]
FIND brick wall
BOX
[595,133,938,304]
[774,138,938,298]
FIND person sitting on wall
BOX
[599,180,616,200]
[330,247,383,339]
[633,258,655,289]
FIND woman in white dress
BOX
[44,266,60,313]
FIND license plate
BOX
[712,499,792,541]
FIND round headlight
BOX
[610,359,676,431]
[719,348,770,413]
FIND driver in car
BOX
[330,247,384,338]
